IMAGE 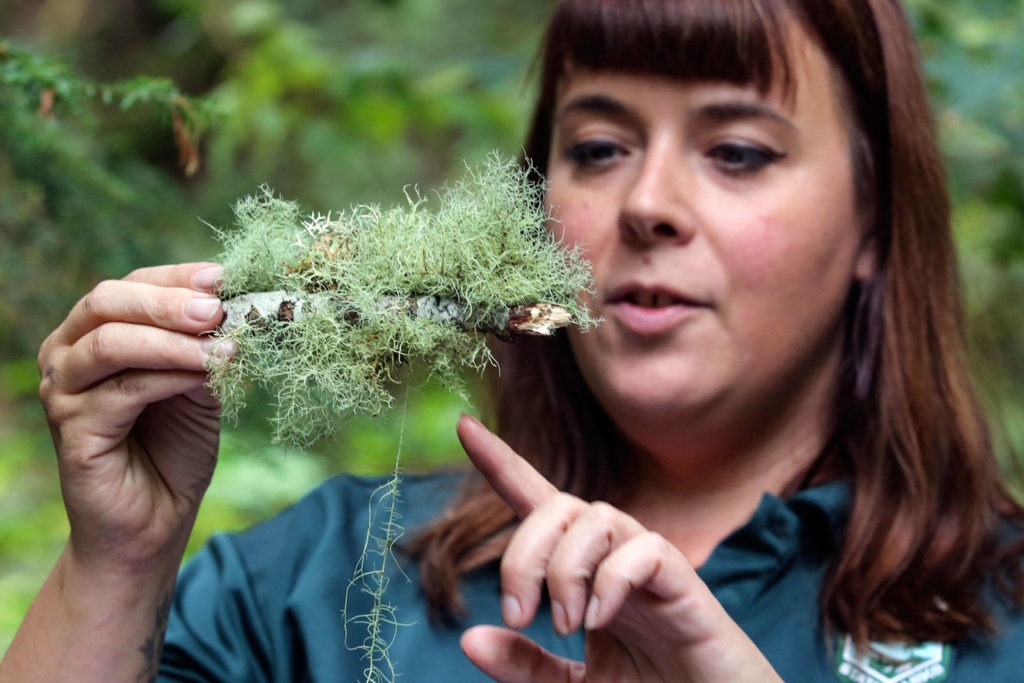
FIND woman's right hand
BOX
[37,262,232,573]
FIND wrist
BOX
[53,542,180,641]
[64,504,197,579]
[1,544,181,683]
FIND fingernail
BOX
[187,297,223,322]
[202,337,236,359]
[501,593,521,627]
[461,413,483,428]
[192,265,223,292]
[552,601,569,637]
[584,596,600,630]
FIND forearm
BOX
[0,542,183,683]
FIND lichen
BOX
[206,152,595,447]
[344,466,406,683]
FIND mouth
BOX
[604,283,706,335]
[606,283,705,308]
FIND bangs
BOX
[543,0,794,95]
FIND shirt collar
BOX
[696,479,850,610]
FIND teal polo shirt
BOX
[159,472,1024,681]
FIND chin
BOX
[591,370,719,426]
[569,332,731,429]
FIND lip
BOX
[606,282,705,307]
[605,282,707,336]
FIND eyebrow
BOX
[557,94,633,120]
[556,93,796,130]
[693,101,796,129]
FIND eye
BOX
[707,143,785,175]
[564,140,623,169]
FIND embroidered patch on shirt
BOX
[835,635,951,683]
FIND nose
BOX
[619,141,696,247]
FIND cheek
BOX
[723,213,782,284]
[726,203,858,296]
[719,212,820,307]
[548,196,597,248]
[720,206,860,354]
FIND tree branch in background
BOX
[0,40,211,176]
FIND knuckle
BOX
[160,290,187,325]
[547,555,588,587]
[42,392,74,430]
[80,289,99,322]
[548,497,583,534]
[37,335,54,377]
[38,345,63,400]
[124,267,147,282]
[588,500,619,522]
[552,491,581,508]
[38,370,54,402]
[549,492,584,519]
[641,530,672,554]
[88,326,114,362]
[84,280,113,315]
[38,376,53,406]
[95,278,119,297]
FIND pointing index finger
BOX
[457,414,558,519]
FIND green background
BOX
[1,0,1022,654]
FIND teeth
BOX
[629,292,676,308]
[635,292,655,307]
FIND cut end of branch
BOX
[507,303,572,336]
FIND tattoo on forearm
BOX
[137,591,172,682]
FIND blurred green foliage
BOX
[1,0,1022,655]
[908,0,1024,457]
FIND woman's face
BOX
[546,33,875,459]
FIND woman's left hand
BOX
[456,415,782,683]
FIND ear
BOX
[854,233,878,283]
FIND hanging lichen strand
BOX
[206,153,596,447]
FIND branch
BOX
[220,291,573,341]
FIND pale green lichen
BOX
[344,464,407,683]
[207,153,595,447]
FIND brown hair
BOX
[411,0,1024,645]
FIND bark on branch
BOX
[220,291,573,341]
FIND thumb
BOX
[461,625,586,683]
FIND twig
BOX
[220,291,572,341]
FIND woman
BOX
[3,0,1023,680]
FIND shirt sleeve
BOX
[158,534,276,682]
[156,471,478,681]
